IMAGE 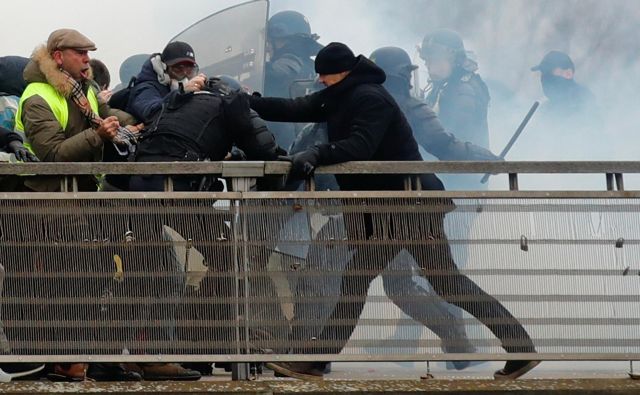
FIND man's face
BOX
[424,57,453,82]
[540,68,575,101]
[54,49,90,81]
[550,67,574,79]
[318,71,350,87]
[421,45,455,81]
[167,62,197,80]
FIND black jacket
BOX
[251,56,444,191]
[136,90,280,163]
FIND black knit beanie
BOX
[314,42,357,74]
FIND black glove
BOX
[7,140,39,162]
[228,146,247,161]
[278,146,320,179]
[275,146,287,157]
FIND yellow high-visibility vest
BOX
[15,82,99,153]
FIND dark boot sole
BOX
[142,375,201,381]
[265,363,323,381]
[494,360,540,380]
[46,373,87,382]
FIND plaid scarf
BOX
[63,70,136,155]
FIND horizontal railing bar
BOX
[4,318,640,328]
[3,161,640,176]
[2,268,637,280]
[0,192,240,200]
[241,190,640,198]
[1,239,635,249]
[3,294,639,304]
[1,353,639,363]
[4,191,640,199]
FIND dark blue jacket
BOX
[126,57,170,124]
[0,56,29,96]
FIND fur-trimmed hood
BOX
[23,44,93,98]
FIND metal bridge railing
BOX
[0,161,639,373]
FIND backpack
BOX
[108,77,136,111]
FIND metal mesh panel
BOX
[0,194,639,360]
[240,196,640,358]
[0,197,239,356]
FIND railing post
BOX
[305,176,316,191]
[403,176,412,191]
[228,174,255,381]
[60,177,69,192]
[615,173,625,191]
[413,175,422,191]
[163,176,174,192]
[606,173,614,191]
[508,173,519,191]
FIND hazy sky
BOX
[1,0,396,85]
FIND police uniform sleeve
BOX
[409,100,497,160]
[22,95,103,162]
[235,109,282,160]
[267,54,305,81]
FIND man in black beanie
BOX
[249,42,538,381]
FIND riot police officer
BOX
[264,10,324,149]
[420,29,492,189]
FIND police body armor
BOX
[136,90,230,162]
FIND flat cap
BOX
[47,29,97,53]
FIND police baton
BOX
[480,101,539,184]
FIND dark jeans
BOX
[291,200,535,355]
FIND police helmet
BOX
[419,28,466,65]
[268,11,319,40]
[370,46,418,83]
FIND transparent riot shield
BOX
[170,0,269,93]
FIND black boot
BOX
[86,363,142,381]
[494,360,540,380]
[182,362,213,376]
[267,361,328,380]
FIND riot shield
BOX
[170,0,269,93]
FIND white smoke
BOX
[271,0,640,189]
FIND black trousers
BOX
[292,201,535,354]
